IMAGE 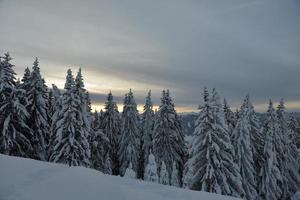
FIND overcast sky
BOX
[1,0,300,112]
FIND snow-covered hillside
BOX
[0,154,239,200]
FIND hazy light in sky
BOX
[0,0,300,113]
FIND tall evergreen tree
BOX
[90,127,110,173]
[102,91,121,175]
[223,98,236,136]
[47,84,62,159]
[0,53,33,157]
[171,162,180,187]
[103,154,112,175]
[259,100,282,200]
[153,90,187,186]
[124,162,136,179]
[119,89,140,177]
[75,68,92,138]
[19,67,31,99]
[242,95,263,181]
[90,106,110,173]
[232,96,258,200]
[48,89,54,122]
[49,69,90,167]
[0,53,15,98]
[288,114,300,148]
[276,99,300,199]
[159,161,169,185]
[26,58,49,160]
[189,88,244,197]
[144,152,158,183]
[139,90,155,179]
[182,154,193,189]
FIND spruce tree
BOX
[92,111,100,131]
[0,53,33,157]
[232,96,258,200]
[75,68,92,139]
[182,155,193,188]
[171,162,180,187]
[102,91,121,175]
[48,89,54,122]
[288,114,300,148]
[277,99,300,199]
[259,100,282,199]
[189,88,244,197]
[49,69,90,167]
[90,127,110,172]
[242,95,263,182]
[103,154,112,175]
[19,67,31,102]
[223,98,236,136]
[159,161,169,185]
[144,152,158,183]
[119,89,140,177]
[140,90,155,179]
[26,58,49,160]
[124,162,136,179]
[47,84,62,159]
[90,107,110,173]
[153,90,187,186]
[0,53,15,98]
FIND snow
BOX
[0,154,240,200]
[292,191,300,200]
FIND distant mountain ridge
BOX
[180,112,300,136]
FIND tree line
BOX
[0,52,299,199]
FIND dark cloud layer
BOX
[0,0,300,111]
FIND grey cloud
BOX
[1,0,300,111]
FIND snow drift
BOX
[0,154,239,200]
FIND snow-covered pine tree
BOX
[171,162,180,187]
[189,88,244,197]
[139,90,155,179]
[232,96,258,200]
[288,114,300,148]
[276,99,300,199]
[119,89,140,177]
[103,154,112,175]
[92,111,100,130]
[0,53,33,157]
[48,89,54,122]
[49,69,90,167]
[223,98,236,136]
[102,91,121,175]
[99,109,104,127]
[159,161,169,185]
[144,152,158,183]
[90,127,110,173]
[0,53,15,98]
[47,84,62,159]
[259,100,282,200]
[241,95,263,182]
[235,108,240,121]
[182,152,193,189]
[124,162,136,179]
[183,133,195,189]
[153,90,187,186]
[19,67,31,100]
[75,68,92,139]
[90,106,110,173]
[26,58,49,160]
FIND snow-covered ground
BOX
[0,154,239,200]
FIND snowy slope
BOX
[0,154,239,200]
